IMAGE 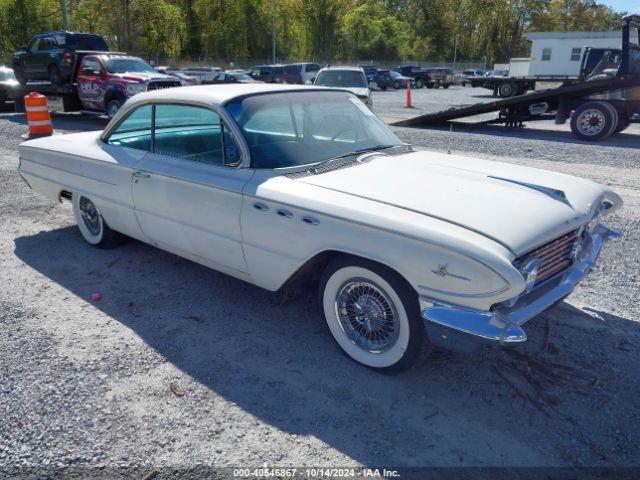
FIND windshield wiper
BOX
[307,145,399,174]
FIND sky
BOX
[600,0,639,12]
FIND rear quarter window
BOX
[67,35,109,51]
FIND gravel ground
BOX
[1,86,639,478]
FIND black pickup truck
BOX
[394,65,430,88]
[12,31,109,86]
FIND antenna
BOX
[447,122,453,154]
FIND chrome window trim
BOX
[101,98,252,169]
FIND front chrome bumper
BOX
[421,224,619,349]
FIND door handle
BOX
[133,171,151,179]
[253,202,269,211]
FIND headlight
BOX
[126,83,147,96]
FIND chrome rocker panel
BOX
[421,224,619,350]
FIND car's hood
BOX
[296,150,621,255]
[343,87,370,97]
[111,72,178,83]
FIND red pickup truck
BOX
[76,54,181,117]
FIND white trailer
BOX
[525,30,620,76]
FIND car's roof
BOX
[126,84,340,107]
[318,65,364,72]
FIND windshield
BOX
[0,69,17,82]
[389,71,404,79]
[67,34,108,50]
[105,58,155,74]
[315,70,367,88]
[232,73,253,81]
[226,91,402,169]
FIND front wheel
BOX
[106,99,122,119]
[320,256,425,372]
[72,194,121,248]
[415,78,424,89]
[442,84,450,89]
[13,66,26,85]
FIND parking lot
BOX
[1,85,639,475]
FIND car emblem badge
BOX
[432,264,471,282]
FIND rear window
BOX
[315,70,367,88]
[67,34,109,51]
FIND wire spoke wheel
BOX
[335,279,399,353]
[79,196,101,236]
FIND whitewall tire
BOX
[72,194,120,249]
[320,256,424,372]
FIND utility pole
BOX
[453,34,459,72]
[271,0,276,64]
[59,0,69,30]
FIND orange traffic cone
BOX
[25,92,53,137]
[405,79,414,108]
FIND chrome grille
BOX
[147,81,181,90]
[513,229,581,286]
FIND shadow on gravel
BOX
[420,122,640,149]
[13,226,640,466]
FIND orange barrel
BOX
[24,92,53,136]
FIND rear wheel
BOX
[415,78,424,89]
[393,80,401,89]
[498,82,516,97]
[570,101,618,141]
[426,83,434,89]
[48,65,63,86]
[320,256,425,372]
[442,84,450,89]
[72,194,121,249]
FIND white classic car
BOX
[18,84,622,371]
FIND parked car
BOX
[165,70,197,86]
[394,65,429,88]
[180,66,220,84]
[374,70,395,90]
[284,63,320,84]
[458,69,487,86]
[154,66,197,86]
[386,70,414,89]
[313,66,372,108]
[76,54,182,118]
[361,66,380,87]
[424,68,455,88]
[17,84,622,371]
[249,65,285,83]
[12,31,110,85]
[209,72,262,84]
[0,66,18,109]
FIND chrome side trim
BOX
[421,224,619,345]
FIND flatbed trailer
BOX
[469,75,580,98]
[393,14,640,142]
